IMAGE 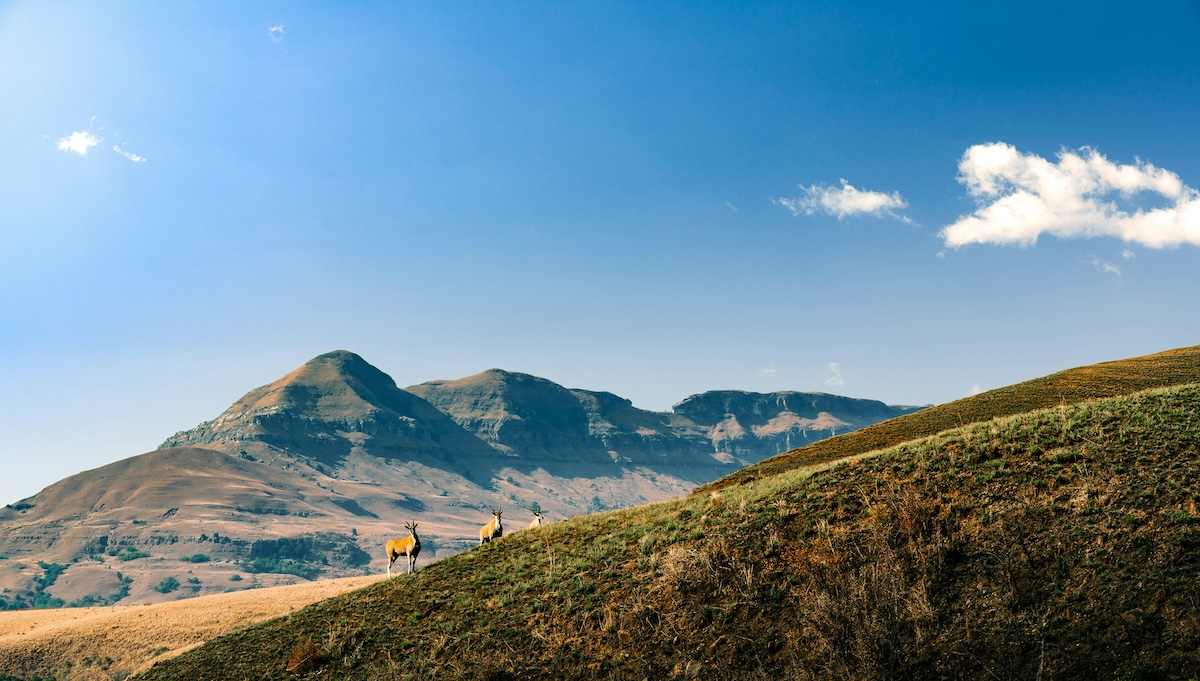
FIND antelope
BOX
[385,521,421,578]
[528,509,545,529]
[479,507,503,545]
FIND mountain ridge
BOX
[0,350,918,611]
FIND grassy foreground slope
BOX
[702,344,1200,492]
[138,381,1200,680]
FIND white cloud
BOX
[113,145,146,163]
[941,143,1200,249]
[1121,249,1136,260]
[824,362,844,387]
[776,179,910,222]
[268,24,284,41]
[759,366,778,377]
[969,383,984,396]
[56,131,101,156]
[1090,256,1121,279]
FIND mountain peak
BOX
[308,349,370,368]
[158,352,489,464]
[226,350,402,421]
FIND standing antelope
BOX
[479,507,503,545]
[527,509,545,529]
[385,521,421,578]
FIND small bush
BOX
[113,548,151,562]
[154,577,180,594]
[1113,656,1168,681]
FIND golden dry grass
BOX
[703,344,1200,491]
[0,574,378,680]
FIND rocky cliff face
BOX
[406,370,600,459]
[671,390,924,458]
[407,371,723,478]
[407,371,924,473]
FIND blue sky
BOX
[2,1,1199,505]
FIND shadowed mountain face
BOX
[0,350,921,607]
[407,369,923,478]
[407,370,610,464]
[406,370,718,478]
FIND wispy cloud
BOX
[725,201,739,213]
[113,145,146,163]
[268,24,285,42]
[824,362,844,387]
[1090,256,1122,279]
[57,131,101,156]
[775,179,910,222]
[969,383,984,396]
[941,143,1200,249]
[759,366,778,377]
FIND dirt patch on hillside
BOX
[0,574,378,680]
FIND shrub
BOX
[154,577,180,594]
[113,548,151,561]
[244,558,321,580]
[1112,656,1168,681]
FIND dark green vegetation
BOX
[136,347,1200,681]
[242,534,372,581]
[111,547,152,562]
[0,562,68,610]
[3,565,134,612]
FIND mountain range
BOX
[0,350,921,607]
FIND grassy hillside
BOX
[702,344,1200,492]
[136,381,1200,680]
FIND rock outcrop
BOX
[407,369,924,476]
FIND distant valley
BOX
[0,351,922,609]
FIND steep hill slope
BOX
[705,344,1200,491]
[135,371,1200,678]
[0,446,363,562]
